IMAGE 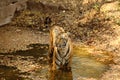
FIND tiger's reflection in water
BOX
[48,70,73,80]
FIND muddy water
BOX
[0,44,111,80]
[72,46,110,79]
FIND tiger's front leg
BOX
[48,34,54,64]
[48,46,54,64]
[51,47,57,71]
[65,58,72,71]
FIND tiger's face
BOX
[56,33,69,50]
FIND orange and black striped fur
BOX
[48,26,72,71]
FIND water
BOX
[0,44,113,80]
[72,46,109,79]
[0,65,24,80]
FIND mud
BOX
[0,41,114,80]
[0,26,49,53]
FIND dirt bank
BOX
[0,26,49,53]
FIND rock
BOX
[100,1,120,22]
[15,0,27,11]
[0,0,17,7]
[100,1,119,12]
[27,0,67,13]
[0,4,16,26]
[0,0,27,26]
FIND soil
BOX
[0,0,120,80]
[0,26,49,53]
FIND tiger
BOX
[48,26,72,71]
[48,26,65,63]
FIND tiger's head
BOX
[55,32,69,50]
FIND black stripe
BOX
[63,44,70,58]
[66,55,71,63]
[57,32,66,37]
[55,53,61,63]
[64,55,71,67]
[55,61,60,66]
[57,49,62,58]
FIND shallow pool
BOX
[0,44,113,80]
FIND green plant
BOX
[115,19,120,26]
[93,3,100,11]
